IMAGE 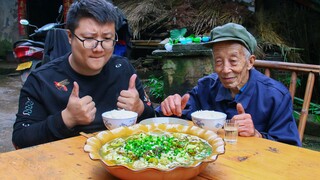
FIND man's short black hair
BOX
[66,0,118,33]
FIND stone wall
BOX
[152,44,213,96]
[0,0,19,43]
[0,0,19,60]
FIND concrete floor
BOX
[0,73,21,152]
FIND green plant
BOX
[168,28,187,45]
[277,73,301,87]
[170,28,187,40]
[144,75,164,101]
[293,97,320,123]
[0,39,12,58]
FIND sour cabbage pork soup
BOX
[100,132,212,170]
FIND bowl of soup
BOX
[84,124,225,180]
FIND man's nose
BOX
[222,63,232,73]
[93,41,104,51]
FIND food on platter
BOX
[100,132,212,170]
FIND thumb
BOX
[71,81,79,98]
[128,74,137,90]
[181,93,190,110]
[236,103,245,114]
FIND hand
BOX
[160,93,189,116]
[117,74,144,115]
[232,103,261,137]
[62,81,96,128]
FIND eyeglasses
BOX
[71,32,118,49]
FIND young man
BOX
[156,23,301,146]
[13,0,154,148]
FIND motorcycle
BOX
[13,5,65,84]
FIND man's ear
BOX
[247,55,256,70]
[67,29,72,44]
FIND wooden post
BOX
[298,72,315,141]
[289,72,297,101]
[264,68,270,77]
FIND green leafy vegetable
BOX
[170,28,187,40]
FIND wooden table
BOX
[1,132,319,179]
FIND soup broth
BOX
[99,132,212,170]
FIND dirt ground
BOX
[0,74,21,152]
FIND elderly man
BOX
[156,23,301,146]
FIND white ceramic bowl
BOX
[191,110,227,132]
[102,109,138,130]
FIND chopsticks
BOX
[79,132,94,138]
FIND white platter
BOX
[139,117,190,126]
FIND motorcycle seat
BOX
[13,39,45,49]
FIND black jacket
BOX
[13,53,154,148]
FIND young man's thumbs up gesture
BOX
[117,74,144,115]
[62,81,96,128]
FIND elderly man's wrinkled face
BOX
[213,41,255,96]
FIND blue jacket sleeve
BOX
[258,92,302,146]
